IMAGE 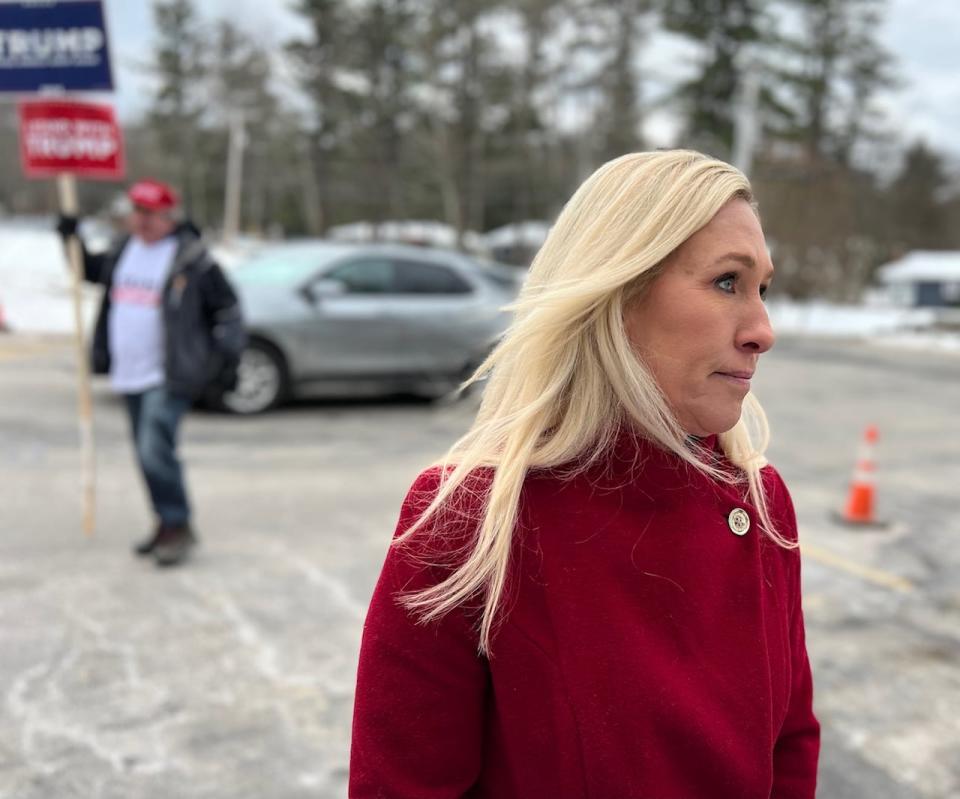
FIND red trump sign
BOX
[18,99,124,179]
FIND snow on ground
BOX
[0,222,261,334]
[0,219,99,334]
[767,300,936,336]
[0,219,958,355]
[766,300,960,354]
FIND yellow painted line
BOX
[800,591,827,611]
[802,543,914,593]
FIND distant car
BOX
[216,241,522,413]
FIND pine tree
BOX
[772,0,895,164]
[663,0,770,161]
[344,0,419,228]
[474,0,573,230]
[572,0,651,162]
[146,0,208,217]
[416,0,513,243]
[887,141,951,252]
[286,0,355,233]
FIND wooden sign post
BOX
[17,98,125,536]
[58,174,97,535]
[3,1,119,537]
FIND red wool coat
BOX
[350,433,820,798]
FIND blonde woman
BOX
[350,150,820,798]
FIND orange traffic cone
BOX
[836,425,887,528]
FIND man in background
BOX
[58,179,245,566]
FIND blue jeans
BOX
[124,387,192,527]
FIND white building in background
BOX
[878,251,960,309]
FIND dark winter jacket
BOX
[80,223,246,398]
[350,431,820,798]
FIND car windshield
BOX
[232,246,346,286]
[472,258,526,290]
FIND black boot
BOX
[153,525,197,567]
[132,523,166,557]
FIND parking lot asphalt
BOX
[0,332,957,798]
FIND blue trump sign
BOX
[0,0,113,92]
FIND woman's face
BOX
[624,198,775,437]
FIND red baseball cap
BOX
[128,179,178,211]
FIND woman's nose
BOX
[737,300,775,353]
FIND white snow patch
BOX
[0,222,263,333]
[0,221,99,333]
[767,300,960,355]
[767,300,937,336]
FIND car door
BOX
[388,258,485,374]
[293,256,401,376]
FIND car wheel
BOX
[220,340,288,414]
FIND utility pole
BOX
[732,54,760,177]
[222,109,246,243]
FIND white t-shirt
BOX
[107,236,178,393]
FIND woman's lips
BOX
[713,371,753,388]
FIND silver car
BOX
[218,241,522,413]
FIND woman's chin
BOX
[682,406,742,437]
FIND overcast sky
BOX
[102,0,960,161]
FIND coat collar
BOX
[587,425,736,497]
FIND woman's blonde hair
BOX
[398,149,793,654]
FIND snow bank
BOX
[767,300,959,355]
[0,222,262,333]
[0,221,98,333]
[767,300,937,336]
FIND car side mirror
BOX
[300,278,345,305]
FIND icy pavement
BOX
[0,299,958,798]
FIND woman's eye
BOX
[715,274,736,293]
